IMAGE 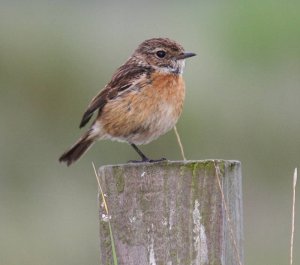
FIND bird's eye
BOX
[156,50,166,58]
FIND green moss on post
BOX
[98,160,243,265]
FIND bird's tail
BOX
[59,130,97,166]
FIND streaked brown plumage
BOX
[59,38,196,166]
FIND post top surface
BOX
[98,159,241,170]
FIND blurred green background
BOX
[1,1,299,264]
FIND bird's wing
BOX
[79,64,153,128]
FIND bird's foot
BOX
[128,157,167,163]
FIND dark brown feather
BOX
[79,63,153,128]
[58,131,95,166]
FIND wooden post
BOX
[98,160,243,265]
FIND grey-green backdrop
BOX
[1,1,299,265]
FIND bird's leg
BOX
[129,143,167,163]
[130,143,149,162]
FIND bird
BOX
[59,37,196,166]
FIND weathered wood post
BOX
[98,160,243,265]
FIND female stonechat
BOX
[59,38,196,165]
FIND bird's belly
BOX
[127,102,181,144]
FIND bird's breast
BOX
[130,72,186,143]
[150,72,185,108]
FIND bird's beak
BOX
[177,52,196,60]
